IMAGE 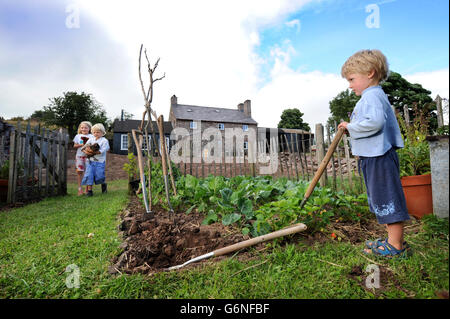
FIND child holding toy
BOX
[73,121,94,196]
[81,123,110,197]
[338,49,411,258]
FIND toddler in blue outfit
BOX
[338,49,411,258]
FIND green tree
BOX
[327,89,360,129]
[277,108,311,131]
[36,91,110,138]
[381,71,437,132]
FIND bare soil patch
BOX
[109,195,257,275]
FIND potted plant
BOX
[396,108,432,219]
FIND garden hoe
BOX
[298,127,345,210]
[167,223,307,271]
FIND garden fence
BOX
[6,122,69,204]
[128,121,364,195]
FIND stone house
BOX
[168,95,258,157]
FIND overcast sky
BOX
[1,0,448,129]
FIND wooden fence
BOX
[128,122,364,195]
[5,122,69,204]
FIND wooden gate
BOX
[7,122,69,204]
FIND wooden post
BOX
[7,130,16,204]
[342,133,353,191]
[315,124,326,187]
[326,124,337,190]
[57,129,63,196]
[309,132,315,177]
[435,95,444,128]
[44,129,50,197]
[127,133,134,195]
[403,105,410,128]
[38,126,43,199]
[294,133,305,180]
[334,122,344,188]
[22,122,30,201]
[301,136,310,180]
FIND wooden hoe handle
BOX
[303,127,345,199]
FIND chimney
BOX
[121,109,124,121]
[243,100,251,117]
[238,103,244,112]
[171,95,178,106]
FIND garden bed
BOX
[109,194,390,275]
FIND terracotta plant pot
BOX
[401,174,433,219]
[0,179,8,202]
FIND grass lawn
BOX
[0,179,448,299]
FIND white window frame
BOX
[158,136,170,153]
[242,124,248,132]
[120,134,128,150]
[190,121,197,129]
[218,123,225,130]
[141,135,152,151]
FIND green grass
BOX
[0,180,448,298]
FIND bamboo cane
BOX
[156,115,174,213]
[131,129,153,215]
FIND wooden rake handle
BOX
[213,223,307,257]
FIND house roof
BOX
[172,104,257,125]
[113,119,173,134]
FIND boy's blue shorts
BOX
[359,147,410,225]
[81,161,106,185]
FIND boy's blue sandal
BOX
[365,238,409,250]
[364,238,411,259]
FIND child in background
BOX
[81,123,110,197]
[338,49,411,258]
[73,121,94,196]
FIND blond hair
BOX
[91,123,106,136]
[77,121,92,134]
[341,49,389,83]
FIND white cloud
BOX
[285,19,301,32]
[404,68,449,100]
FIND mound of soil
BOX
[110,195,253,275]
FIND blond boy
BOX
[338,49,411,258]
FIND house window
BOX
[158,136,170,153]
[242,124,248,132]
[142,136,152,151]
[218,123,225,130]
[120,134,128,150]
[190,121,197,129]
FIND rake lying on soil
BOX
[167,223,307,270]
